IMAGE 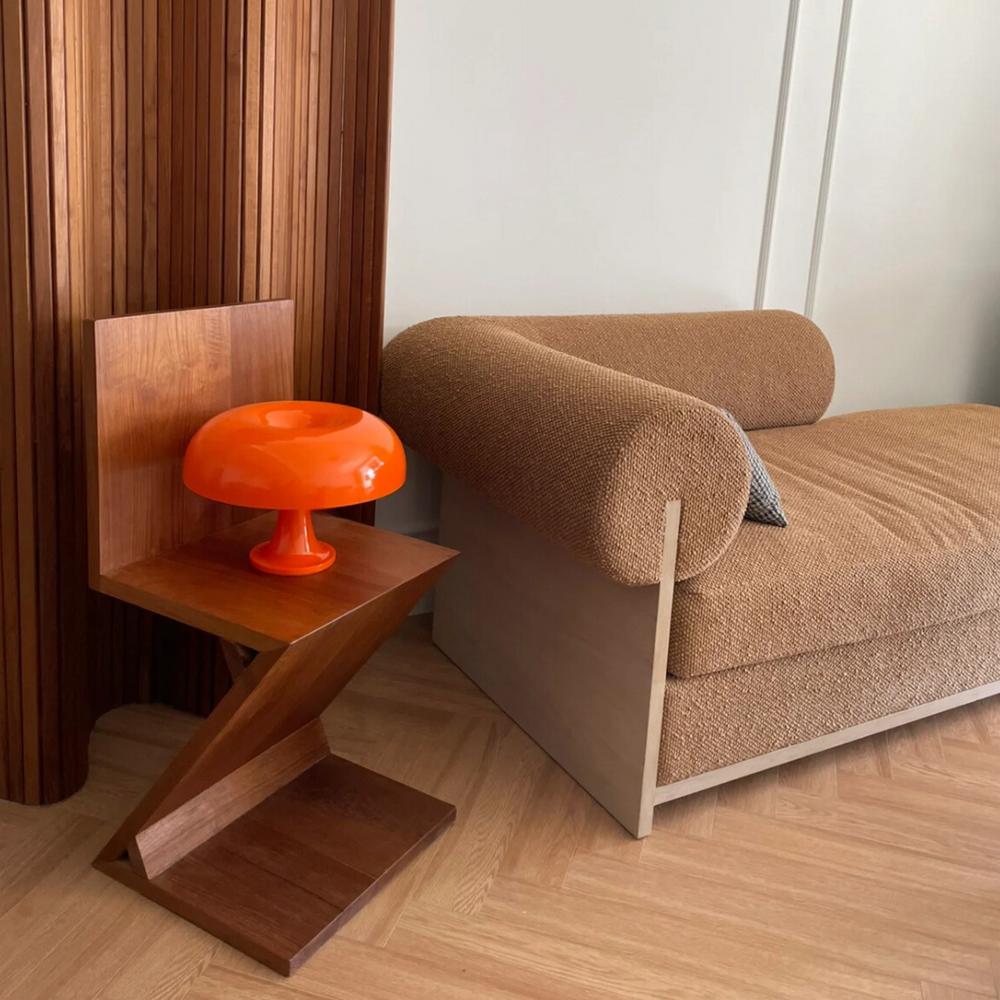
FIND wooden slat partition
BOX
[0,0,395,804]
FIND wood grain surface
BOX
[129,718,330,880]
[104,754,455,975]
[0,0,396,804]
[84,301,295,579]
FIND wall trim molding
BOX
[754,0,801,310]
[804,0,853,318]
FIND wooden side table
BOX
[83,302,457,974]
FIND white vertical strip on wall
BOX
[754,0,800,310]
[762,0,849,313]
[804,0,854,318]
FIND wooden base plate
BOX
[96,754,455,975]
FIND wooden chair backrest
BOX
[83,300,295,581]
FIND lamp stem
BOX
[250,509,336,575]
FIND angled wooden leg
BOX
[95,562,455,975]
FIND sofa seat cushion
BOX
[668,404,1000,678]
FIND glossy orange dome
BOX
[182,401,406,511]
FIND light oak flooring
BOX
[3,616,1000,999]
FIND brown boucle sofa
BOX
[382,310,1000,836]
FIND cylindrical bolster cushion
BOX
[382,318,752,584]
[493,310,835,431]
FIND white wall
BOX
[379,0,1000,536]
[808,1,1000,414]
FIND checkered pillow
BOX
[719,409,787,527]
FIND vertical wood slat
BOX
[168,0,184,306]
[323,0,350,405]
[156,0,172,307]
[241,0,262,302]
[142,0,158,311]
[4,0,40,804]
[125,0,143,312]
[221,0,243,305]
[26,0,61,803]
[297,0,321,399]
[257,0,276,299]
[268,2,289,298]
[205,0,225,306]
[0,0,17,802]
[357,0,380,410]
[65,0,93,792]
[345,0,370,407]
[25,3,62,800]
[308,0,335,402]
[192,0,209,307]
[49,0,88,795]
[179,0,197,305]
[91,0,113,317]
[369,0,393,411]
[288,0,311,393]
[110,0,126,314]
[0,0,395,804]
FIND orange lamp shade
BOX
[182,401,406,576]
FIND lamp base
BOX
[250,509,336,575]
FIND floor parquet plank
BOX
[920,983,996,1000]
[836,730,893,778]
[340,714,501,944]
[413,721,546,915]
[716,767,777,815]
[836,769,1000,831]
[199,939,533,1000]
[98,918,219,1000]
[0,822,114,998]
[572,795,645,864]
[887,718,947,763]
[776,785,1000,871]
[390,898,792,1000]
[931,704,991,747]
[564,849,995,996]
[14,895,173,1000]
[881,763,1000,835]
[644,817,1000,952]
[651,785,718,840]
[712,805,1000,901]
[497,758,589,888]
[0,809,101,917]
[779,748,839,796]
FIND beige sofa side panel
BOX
[433,477,679,838]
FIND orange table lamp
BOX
[183,401,406,575]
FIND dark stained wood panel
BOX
[101,754,455,975]
[0,0,396,804]
[101,513,457,649]
[83,302,295,578]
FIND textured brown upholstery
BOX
[496,310,834,430]
[659,608,1000,783]
[383,310,832,583]
[668,404,1000,678]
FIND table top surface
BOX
[99,513,457,649]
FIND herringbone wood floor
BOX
[3,616,1000,999]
